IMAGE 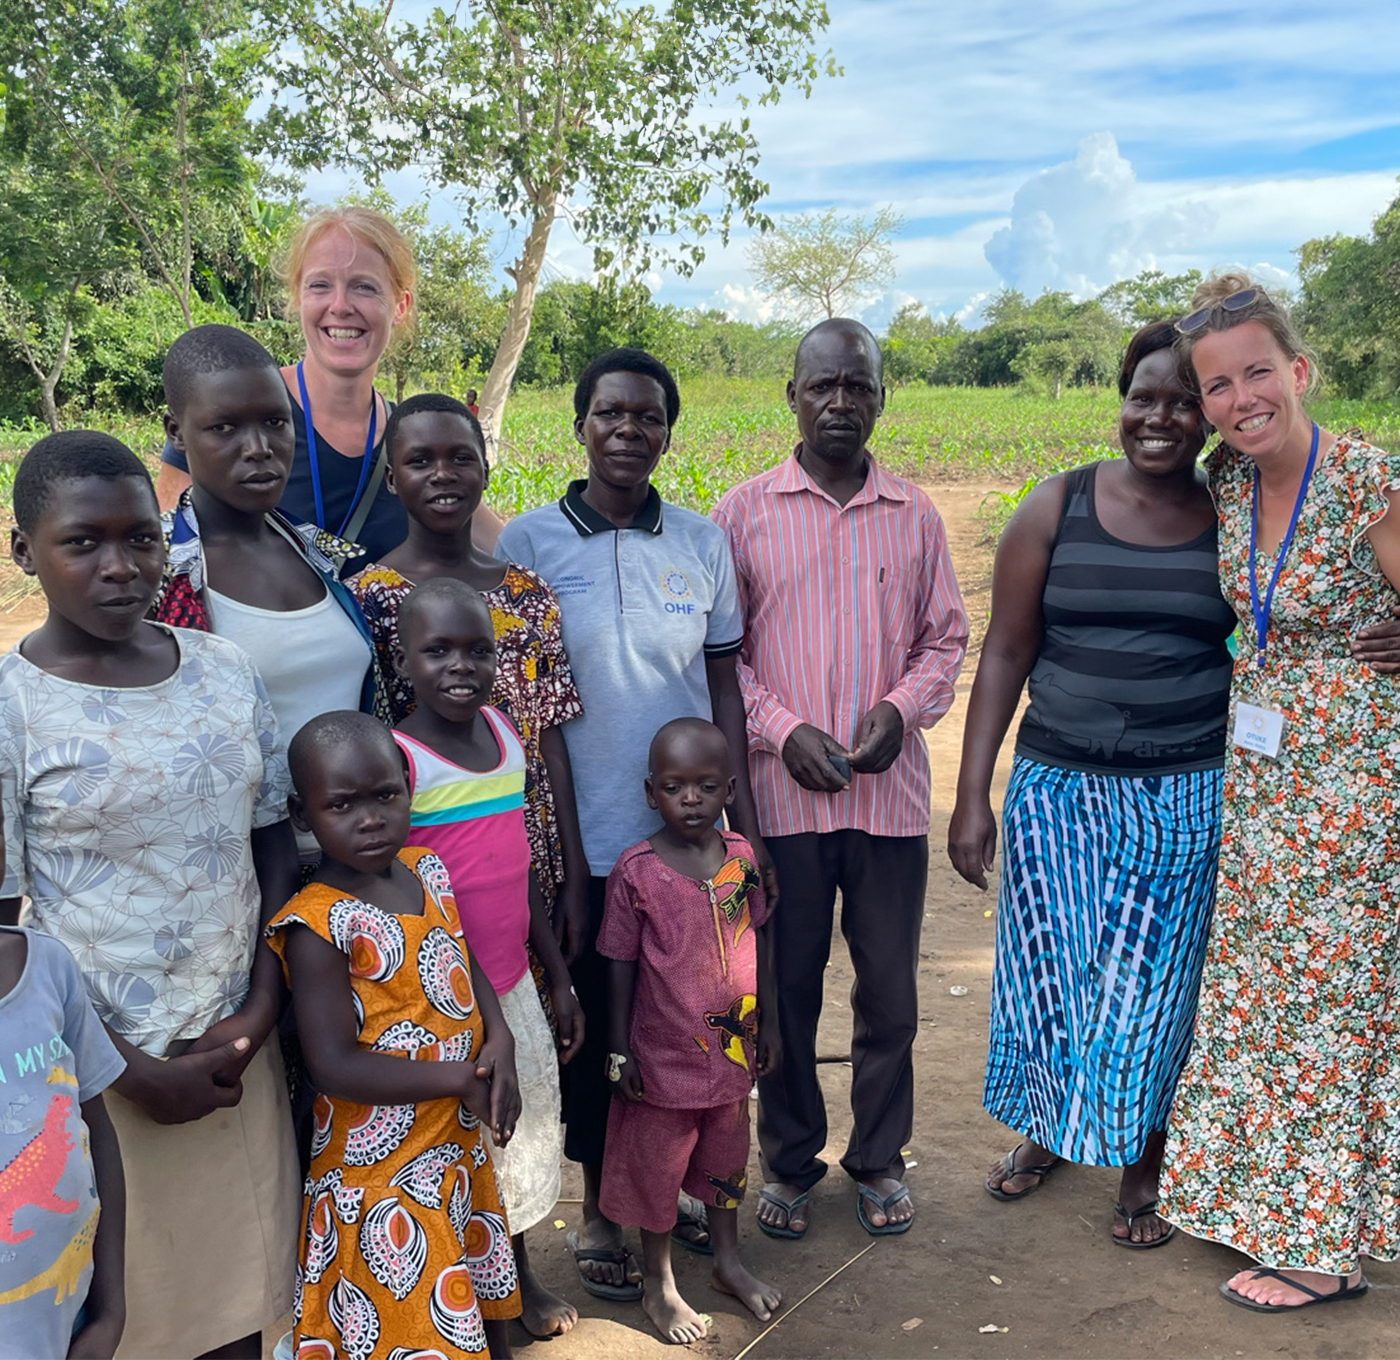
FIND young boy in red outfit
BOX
[598,717,781,1344]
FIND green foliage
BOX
[256,0,839,438]
[1096,269,1203,326]
[746,205,902,320]
[1297,185,1400,398]
[76,289,236,412]
[937,288,1122,390]
[885,302,961,388]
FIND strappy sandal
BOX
[1112,1199,1177,1250]
[1220,1267,1369,1313]
[985,1143,1060,1201]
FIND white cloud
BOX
[714,284,780,324]
[983,132,1215,297]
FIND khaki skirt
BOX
[108,1040,300,1359]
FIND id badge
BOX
[1233,702,1286,759]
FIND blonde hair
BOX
[280,206,417,336]
[1175,270,1321,397]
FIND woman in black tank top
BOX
[949,323,1226,1248]
[951,324,1400,1250]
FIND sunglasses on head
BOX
[1175,287,1264,335]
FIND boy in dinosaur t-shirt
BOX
[0,923,126,1360]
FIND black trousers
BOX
[560,875,612,1166]
[757,830,928,1191]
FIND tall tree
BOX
[1298,188,1400,398]
[746,205,902,320]
[1096,268,1203,327]
[6,0,257,328]
[256,0,836,447]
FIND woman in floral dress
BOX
[1159,274,1400,1312]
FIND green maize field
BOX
[3,382,1397,528]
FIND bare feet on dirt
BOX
[712,1257,782,1322]
[642,1277,709,1344]
[519,1263,578,1336]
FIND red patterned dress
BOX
[266,848,520,1360]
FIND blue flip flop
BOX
[857,1182,913,1236]
[757,1187,810,1240]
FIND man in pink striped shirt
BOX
[711,319,968,1239]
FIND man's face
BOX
[787,328,885,468]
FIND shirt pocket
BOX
[872,562,916,644]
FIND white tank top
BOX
[207,584,373,858]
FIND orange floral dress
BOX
[266,848,520,1359]
[1160,432,1400,1273]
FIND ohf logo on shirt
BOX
[660,569,696,614]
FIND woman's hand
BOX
[474,1030,520,1145]
[186,989,276,1087]
[948,797,998,891]
[120,1039,252,1124]
[550,980,585,1065]
[1350,604,1400,674]
[554,876,589,967]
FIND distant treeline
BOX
[2,185,1397,428]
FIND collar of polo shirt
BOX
[559,478,666,537]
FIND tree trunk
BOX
[39,312,75,431]
[477,191,557,455]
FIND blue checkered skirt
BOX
[983,756,1222,1166]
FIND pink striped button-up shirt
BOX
[711,449,968,839]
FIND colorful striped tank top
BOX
[395,706,532,994]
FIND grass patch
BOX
[3,385,1397,527]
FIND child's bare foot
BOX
[643,1279,709,1344]
[712,1256,782,1321]
[519,1262,578,1337]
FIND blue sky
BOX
[302,0,1400,328]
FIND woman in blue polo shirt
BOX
[495,347,771,1301]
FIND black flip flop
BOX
[986,1144,1059,1201]
[1112,1199,1177,1250]
[672,1194,714,1256]
[565,1230,643,1302]
[1220,1267,1369,1313]
[756,1187,810,1240]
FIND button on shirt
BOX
[711,449,968,839]
[495,481,743,876]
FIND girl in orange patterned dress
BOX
[266,710,522,1359]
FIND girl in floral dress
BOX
[347,394,589,972]
[267,710,521,1358]
[1160,275,1400,1312]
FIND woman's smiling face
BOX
[1191,320,1310,461]
[296,226,411,380]
[1119,348,1207,476]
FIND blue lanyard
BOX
[296,361,378,538]
[1248,421,1319,669]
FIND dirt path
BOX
[5,486,1394,1359]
